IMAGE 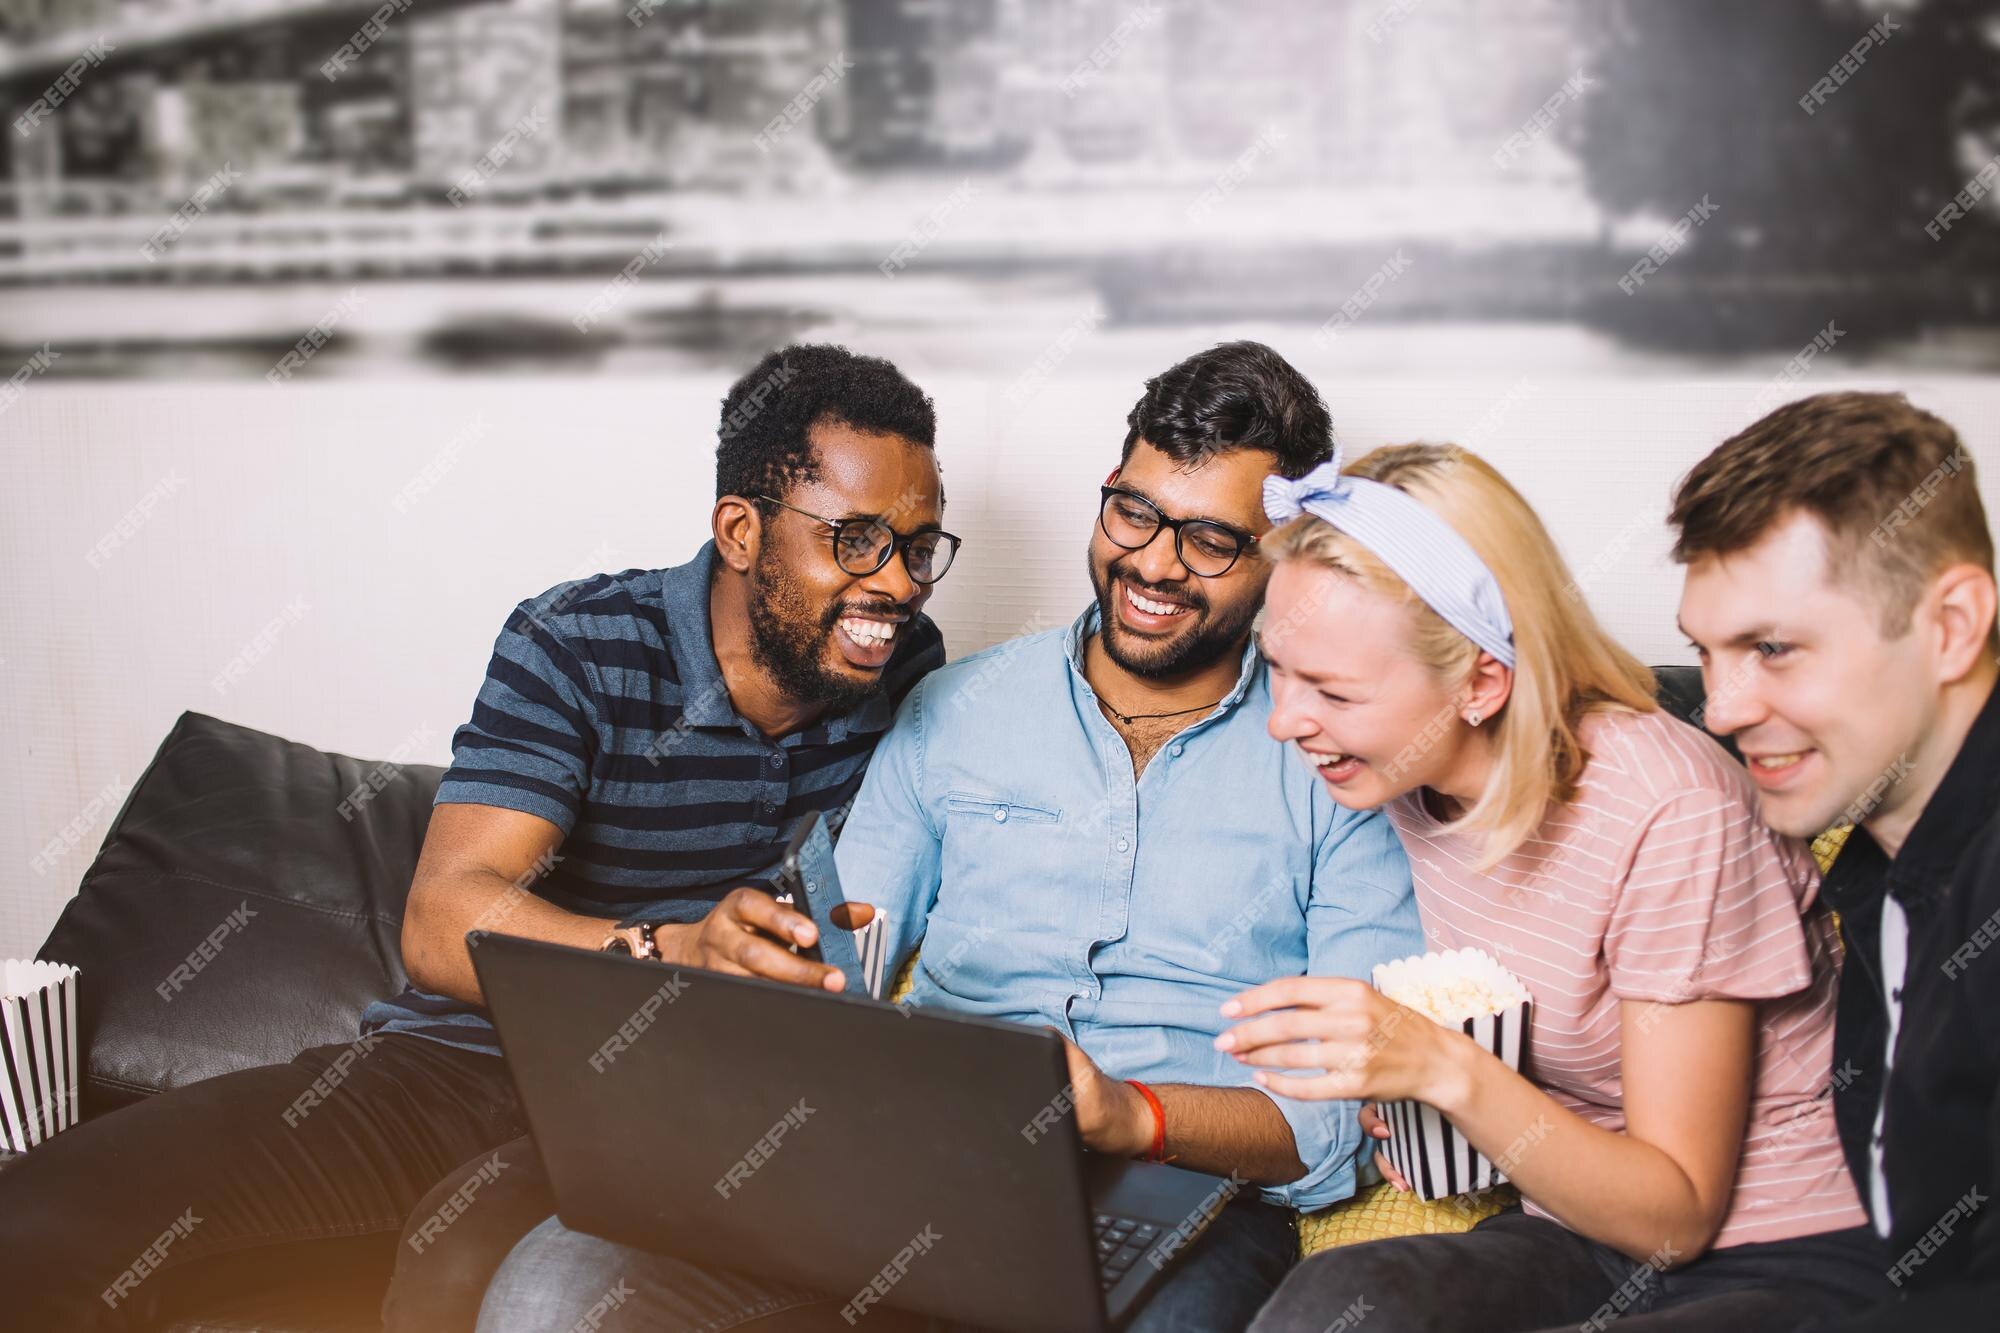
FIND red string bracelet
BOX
[1125,1078,1167,1163]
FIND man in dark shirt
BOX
[0,344,952,1331]
[1673,391,1998,1329]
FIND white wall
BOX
[4,370,1998,959]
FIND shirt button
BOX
[1890,988,1902,1002]
[769,754,784,769]
[1170,744,1183,758]
[1116,837,1130,853]
[994,808,1008,823]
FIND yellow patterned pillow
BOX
[889,952,918,1003]
[1298,1180,1515,1254]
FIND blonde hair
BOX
[1266,443,1657,867]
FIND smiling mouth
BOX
[1744,749,1813,782]
[1739,745,1820,793]
[1299,747,1366,781]
[831,610,906,671]
[1121,580,1196,619]
[836,615,901,648]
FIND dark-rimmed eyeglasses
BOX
[1098,486,1257,578]
[754,495,961,584]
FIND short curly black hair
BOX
[1121,341,1332,480]
[714,344,936,505]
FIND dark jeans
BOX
[0,1033,546,1333]
[475,1189,1299,1333]
[1247,1207,1897,1333]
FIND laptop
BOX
[472,932,1238,1332]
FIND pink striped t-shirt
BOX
[1385,705,1866,1248]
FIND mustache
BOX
[819,597,911,628]
[1110,561,1207,613]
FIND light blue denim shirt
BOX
[834,604,1422,1210]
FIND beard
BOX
[746,549,887,717]
[1089,551,1261,680]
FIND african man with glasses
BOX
[474,341,1422,1333]
[0,344,959,1333]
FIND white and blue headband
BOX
[1262,451,1517,669]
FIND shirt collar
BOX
[832,675,898,741]
[658,540,903,743]
[1061,601,1262,720]
[660,542,738,728]
[1819,822,1890,913]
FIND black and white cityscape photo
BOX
[3,0,1999,377]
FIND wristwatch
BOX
[599,922,663,960]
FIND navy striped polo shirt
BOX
[360,541,944,1053]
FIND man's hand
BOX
[1358,1103,1409,1191]
[658,888,875,993]
[1052,1032,1152,1157]
[1045,1030,1307,1183]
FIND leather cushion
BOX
[1650,663,1740,761]
[35,712,440,1113]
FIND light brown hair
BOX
[1670,392,1996,653]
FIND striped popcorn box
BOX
[779,896,893,1000]
[854,911,892,1000]
[1371,948,1531,1202]
[1,960,81,1153]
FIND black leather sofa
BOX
[32,711,443,1332]
[26,668,1721,1331]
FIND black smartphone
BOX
[771,813,870,995]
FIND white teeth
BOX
[1306,750,1350,767]
[1125,585,1190,617]
[1752,752,1805,771]
[840,617,898,647]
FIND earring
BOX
[1467,711,1483,727]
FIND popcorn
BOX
[1373,947,1531,1025]
[1371,947,1532,1200]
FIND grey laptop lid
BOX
[470,931,1118,1333]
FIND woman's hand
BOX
[1215,976,1470,1110]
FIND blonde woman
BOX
[1227,446,1891,1333]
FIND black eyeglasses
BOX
[1098,486,1258,578]
[755,495,961,584]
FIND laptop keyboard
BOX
[1093,1213,1165,1289]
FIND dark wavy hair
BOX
[1121,341,1333,480]
[714,344,936,506]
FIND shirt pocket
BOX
[933,792,1076,980]
[943,792,1062,826]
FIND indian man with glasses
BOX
[474,341,1422,1333]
